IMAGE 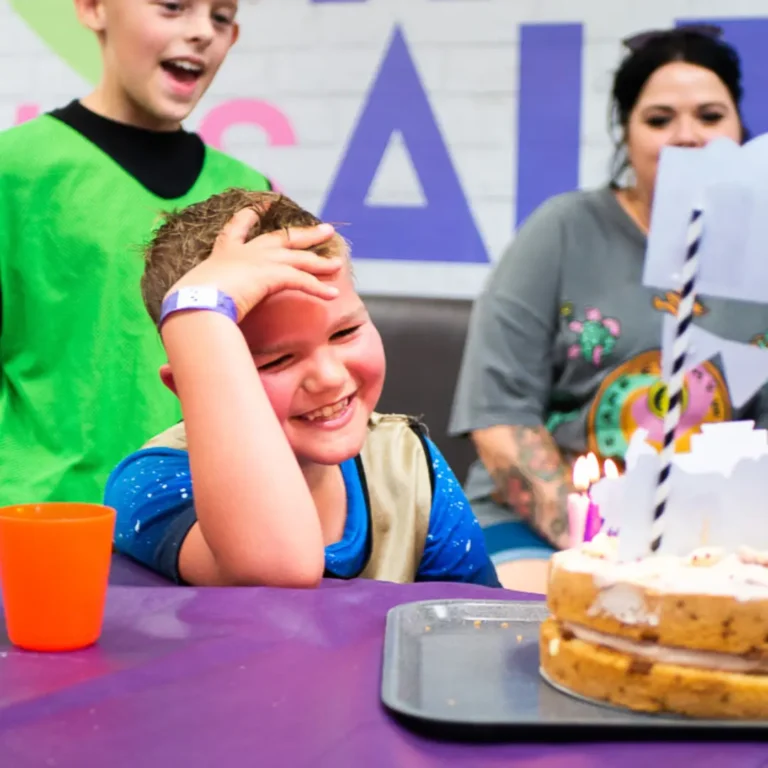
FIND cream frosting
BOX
[551,545,768,601]
[564,621,768,674]
[587,583,660,626]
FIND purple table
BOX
[0,558,764,767]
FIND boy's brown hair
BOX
[142,189,338,326]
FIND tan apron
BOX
[143,412,432,583]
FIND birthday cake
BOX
[540,536,768,719]
[537,136,768,719]
[539,420,768,719]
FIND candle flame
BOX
[603,459,619,480]
[585,452,600,484]
[573,456,590,492]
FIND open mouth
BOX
[298,395,353,423]
[161,58,205,85]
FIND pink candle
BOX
[569,455,619,546]
[567,493,589,547]
[583,501,603,542]
[583,452,602,541]
[568,456,590,547]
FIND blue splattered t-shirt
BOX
[104,436,501,588]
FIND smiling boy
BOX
[104,190,501,588]
[0,0,270,505]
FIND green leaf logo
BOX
[10,0,101,84]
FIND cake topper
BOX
[591,422,768,560]
[648,136,768,406]
[594,135,768,558]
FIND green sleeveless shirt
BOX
[0,116,270,505]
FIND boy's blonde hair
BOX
[142,189,339,326]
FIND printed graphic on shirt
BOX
[586,349,731,463]
[751,331,768,349]
[562,304,621,366]
[652,291,709,318]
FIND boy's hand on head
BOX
[168,208,342,321]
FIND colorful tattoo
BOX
[489,426,571,546]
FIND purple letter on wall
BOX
[321,26,488,263]
[514,23,583,228]
[677,17,768,137]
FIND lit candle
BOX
[567,456,590,547]
[585,452,601,485]
[568,455,623,546]
[586,458,621,540]
[583,498,603,542]
[582,452,602,543]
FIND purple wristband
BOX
[159,287,238,328]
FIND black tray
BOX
[380,599,768,742]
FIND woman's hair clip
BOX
[622,24,723,53]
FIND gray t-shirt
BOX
[450,186,768,506]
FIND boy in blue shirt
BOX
[105,190,501,588]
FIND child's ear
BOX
[231,22,240,47]
[159,364,178,396]
[73,0,107,33]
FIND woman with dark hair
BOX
[450,26,768,591]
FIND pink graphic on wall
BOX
[14,104,40,125]
[198,99,297,192]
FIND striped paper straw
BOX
[650,207,703,553]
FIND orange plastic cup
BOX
[0,502,116,652]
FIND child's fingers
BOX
[276,251,345,275]
[216,208,260,247]
[257,223,336,251]
[266,265,340,300]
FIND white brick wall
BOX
[1,0,767,297]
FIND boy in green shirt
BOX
[0,0,270,505]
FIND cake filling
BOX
[562,621,768,674]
